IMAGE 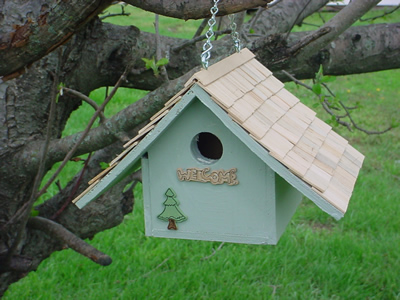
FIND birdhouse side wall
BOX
[275,174,303,240]
[142,98,278,244]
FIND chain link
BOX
[201,0,220,69]
[201,0,242,69]
[229,14,241,53]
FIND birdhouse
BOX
[73,49,364,245]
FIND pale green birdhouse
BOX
[73,49,364,245]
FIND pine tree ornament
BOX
[157,188,188,230]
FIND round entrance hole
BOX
[192,132,223,163]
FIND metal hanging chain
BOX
[229,14,241,53]
[201,0,242,69]
[201,0,220,69]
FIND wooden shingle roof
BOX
[73,48,364,217]
[185,48,364,213]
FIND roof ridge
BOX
[185,48,255,87]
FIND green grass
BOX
[4,6,400,300]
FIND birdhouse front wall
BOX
[142,97,290,244]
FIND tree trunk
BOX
[168,219,178,230]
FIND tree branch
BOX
[360,5,400,22]
[17,20,400,175]
[125,0,271,20]
[66,4,400,93]
[3,63,60,265]
[285,0,314,38]
[0,253,33,273]
[281,70,392,134]
[246,7,266,35]
[193,18,208,38]
[50,153,93,220]
[62,87,106,123]
[154,14,169,82]
[22,69,196,174]
[271,22,400,80]
[244,0,329,36]
[0,0,113,78]
[36,69,129,199]
[0,0,272,80]
[100,4,131,20]
[339,101,393,135]
[27,217,112,266]
[292,0,382,60]
[280,70,309,89]
[172,29,232,53]
[282,69,353,130]
[288,26,332,56]
[36,140,137,239]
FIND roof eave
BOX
[74,87,200,209]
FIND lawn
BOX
[4,5,400,300]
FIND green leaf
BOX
[142,57,163,77]
[57,82,66,101]
[327,96,339,109]
[312,83,322,95]
[100,162,109,170]
[142,57,156,71]
[330,115,339,127]
[30,208,39,217]
[321,75,336,83]
[391,118,400,128]
[312,103,320,108]
[141,57,153,66]
[315,65,324,82]
[355,101,364,109]
[156,58,169,67]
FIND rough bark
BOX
[245,0,330,35]
[124,0,271,20]
[0,0,398,295]
[274,23,400,80]
[0,0,268,78]
[289,0,383,63]
[0,0,113,78]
